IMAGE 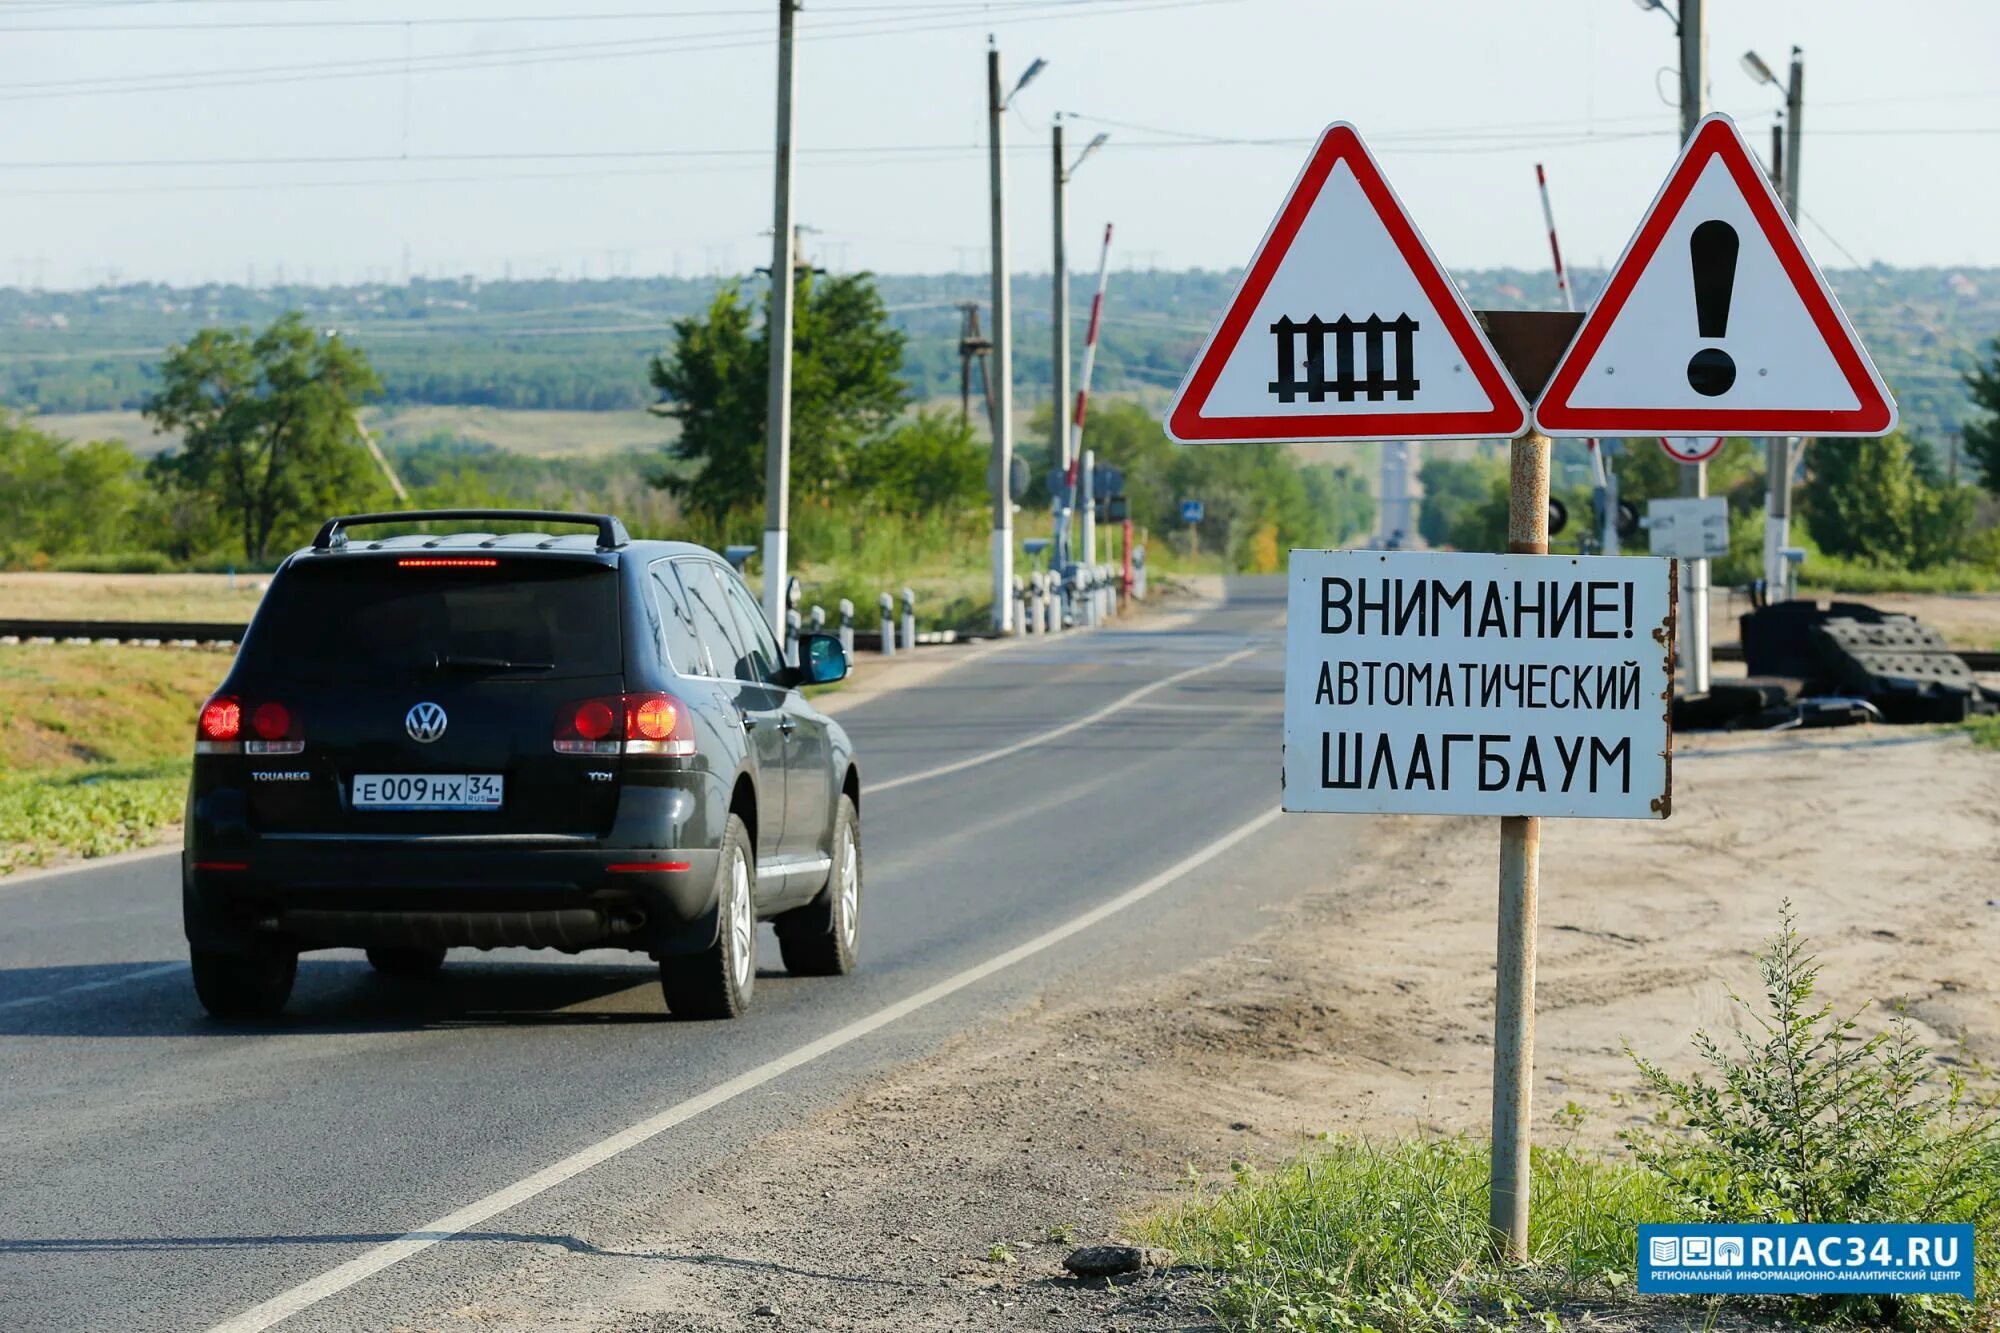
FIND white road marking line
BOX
[1125,700,1280,714]
[870,643,1263,794]
[0,962,185,1013]
[203,804,1285,1333]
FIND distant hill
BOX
[2,265,1992,446]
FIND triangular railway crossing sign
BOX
[1536,113,1894,438]
[1167,123,1527,443]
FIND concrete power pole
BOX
[1677,0,1711,696]
[987,45,1015,633]
[1764,47,1805,601]
[761,0,799,633]
[1051,116,1071,562]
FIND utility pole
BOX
[761,0,799,633]
[987,43,1014,633]
[1050,124,1107,571]
[985,44,1046,633]
[1749,43,1804,605]
[1051,115,1071,551]
[1783,46,1802,219]
[956,302,994,429]
[1677,0,1711,696]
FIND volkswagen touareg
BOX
[182,509,861,1021]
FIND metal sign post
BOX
[1492,428,1549,1259]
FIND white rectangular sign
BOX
[1284,550,1676,819]
[1646,496,1730,559]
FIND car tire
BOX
[190,946,297,1020]
[660,814,756,1020]
[366,946,447,977]
[776,795,860,977]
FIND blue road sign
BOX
[1181,500,1204,523]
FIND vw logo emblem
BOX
[405,702,448,743]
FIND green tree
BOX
[1611,435,1761,506]
[1300,463,1376,547]
[649,272,907,521]
[0,415,144,565]
[1802,431,1975,570]
[849,410,984,514]
[144,312,384,561]
[1417,455,1504,548]
[1965,337,2000,496]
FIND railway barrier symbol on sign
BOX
[1268,314,1420,403]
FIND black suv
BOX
[182,510,861,1021]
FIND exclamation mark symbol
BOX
[1686,219,1739,397]
[1622,584,1634,638]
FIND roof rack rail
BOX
[311,509,630,553]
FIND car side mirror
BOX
[796,632,848,687]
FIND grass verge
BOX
[0,760,188,873]
[1142,1135,1670,1332]
[0,642,221,872]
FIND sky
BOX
[3,0,1996,290]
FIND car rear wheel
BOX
[366,946,447,977]
[776,795,860,977]
[190,947,297,1020]
[660,813,756,1020]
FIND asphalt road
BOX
[0,575,1335,1333]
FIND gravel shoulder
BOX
[379,722,1999,1332]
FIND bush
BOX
[1145,1136,1672,1332]
[1625,903,2000,1327]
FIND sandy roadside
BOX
[408,724,2000,1332]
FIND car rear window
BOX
[244,558,621,682]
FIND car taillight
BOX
[554,693,693,757]
[197,694,303,755]
[198,696,241,745]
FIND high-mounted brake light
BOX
[554,693,693,757]
[397,557,498,568]
[197,694,303,755]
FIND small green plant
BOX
[1143,1135,1669,1332]
[986,1242,1016,1266]
[1046,1222,1076,1244]
[1624,902,2000,1326]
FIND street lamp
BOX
[1741,48,1778,87]
[1006,57,1046,108]
[1630,0,1680,30]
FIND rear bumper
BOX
[185,782,732,957]
[185,844,724,956]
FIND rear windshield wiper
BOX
[433,655,555,673]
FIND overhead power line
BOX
[0,0,1238,102]
[0,0,1090,31]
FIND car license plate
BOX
[353,774,503,811]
